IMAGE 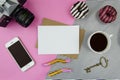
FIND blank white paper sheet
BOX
[38,25,79,54]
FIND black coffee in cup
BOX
[90,33,108,52]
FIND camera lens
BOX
[11,5,34,27]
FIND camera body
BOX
[0,0,34,28]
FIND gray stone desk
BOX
[47,0,120,79]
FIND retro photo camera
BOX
[0,0,34,28]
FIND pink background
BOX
[0,0,84,80]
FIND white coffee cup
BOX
[88,31,112,54]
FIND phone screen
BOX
[8,41,32,68]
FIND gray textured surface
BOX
[47,0,120,79]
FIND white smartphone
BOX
[5,37,35,72]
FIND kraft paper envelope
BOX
[36,18,85,59]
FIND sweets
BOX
[48,68,72,77]
[99,5,117,23]
[43,58,71,66]
[70,1,89,19]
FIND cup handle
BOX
[109,34,113,38]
